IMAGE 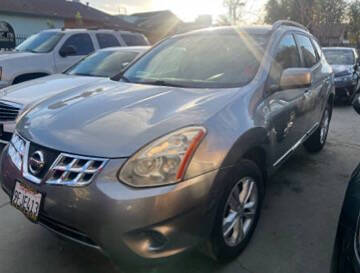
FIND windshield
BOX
[66,50,139,77]
[122,32,268,88]
[16,32,64,53]
[323,49,355,65]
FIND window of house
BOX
[96,33,121,49]
[60,33,94,56]
[295,34,318,68]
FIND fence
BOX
[15,34,28,46]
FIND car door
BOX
[294,34,326,131]
[55,33,95,72]
[264,33,310,166]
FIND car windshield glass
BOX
[16,32,64,53]
[122,32,269,88]
[66,50,139,77]
[323,49,355,65]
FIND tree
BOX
[348,0,360,47]
[75,11,83,27]
[264,0,346,33]
[224,0,246,24]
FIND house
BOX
[119,10,183,44]
[312,24,350,46]
[118,10,212,44]
[0,0,138,46]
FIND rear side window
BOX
[61,33,94,56]
[96,33,121,49]
[269,34,301,86]
[295,34,318,68]
[122,34,148,46]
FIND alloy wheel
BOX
[222,177,258,247]
[320,109,330,145]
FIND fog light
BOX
[145,230,168,251]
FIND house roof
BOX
[0,0,136,30]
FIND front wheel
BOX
[208,160,264,261]
[304,103,332,153]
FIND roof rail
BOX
[272,20,308,32]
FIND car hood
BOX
[331,64,354,74]
[0,74,110,107]
[0,51,37,61]
[18,83,239,158]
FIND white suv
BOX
[0,29,149,88]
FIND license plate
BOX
[12,182,42,222]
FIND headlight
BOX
[8,133,26,171]
[119,126,206,187]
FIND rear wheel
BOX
[304,102,332,153]
[208,160,264,261]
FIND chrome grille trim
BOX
[0,101,22,122]
[9,132,108,187]
[45,153,108,186]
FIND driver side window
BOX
[60,33,94,56]
[269,34,301,89]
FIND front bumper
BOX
[0,145,218,264]
[334,78,358,99]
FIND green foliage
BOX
[348,0,360,46]
[265,0,347,30]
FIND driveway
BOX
[1,104,359,273]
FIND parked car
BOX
[331,96,360,273]
[0,46,149,143]
[0,21,334,266]
[0,28,149,89]
[323,47,360,103]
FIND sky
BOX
[87,0,265,23]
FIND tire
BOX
[303,102,332,153]
[208,160,264,262]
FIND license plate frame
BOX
[11,181,43,222]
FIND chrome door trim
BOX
[273,122,319,167]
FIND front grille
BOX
[46,154,108,186]
[38,213,99,248]
[335,71,351,77]
[28,142,60,180]
[0,102,21,122]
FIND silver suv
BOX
[0,21,334,265]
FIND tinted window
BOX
[66,50,139,77]
[96,33,121,49]
[296,35,318,68]
[122,34,148,46]
[269,34,300,86]
[323,49,355,65]
[122,33,269,88]
[16,32,63,53]
[61,33,94,56]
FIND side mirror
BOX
[280,68,312,90]
[353,94,360,115]
[59,45,76,57]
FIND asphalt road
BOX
[1,104,359,273]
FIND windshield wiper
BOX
[111,72,131,82]
[140,80,186,88]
